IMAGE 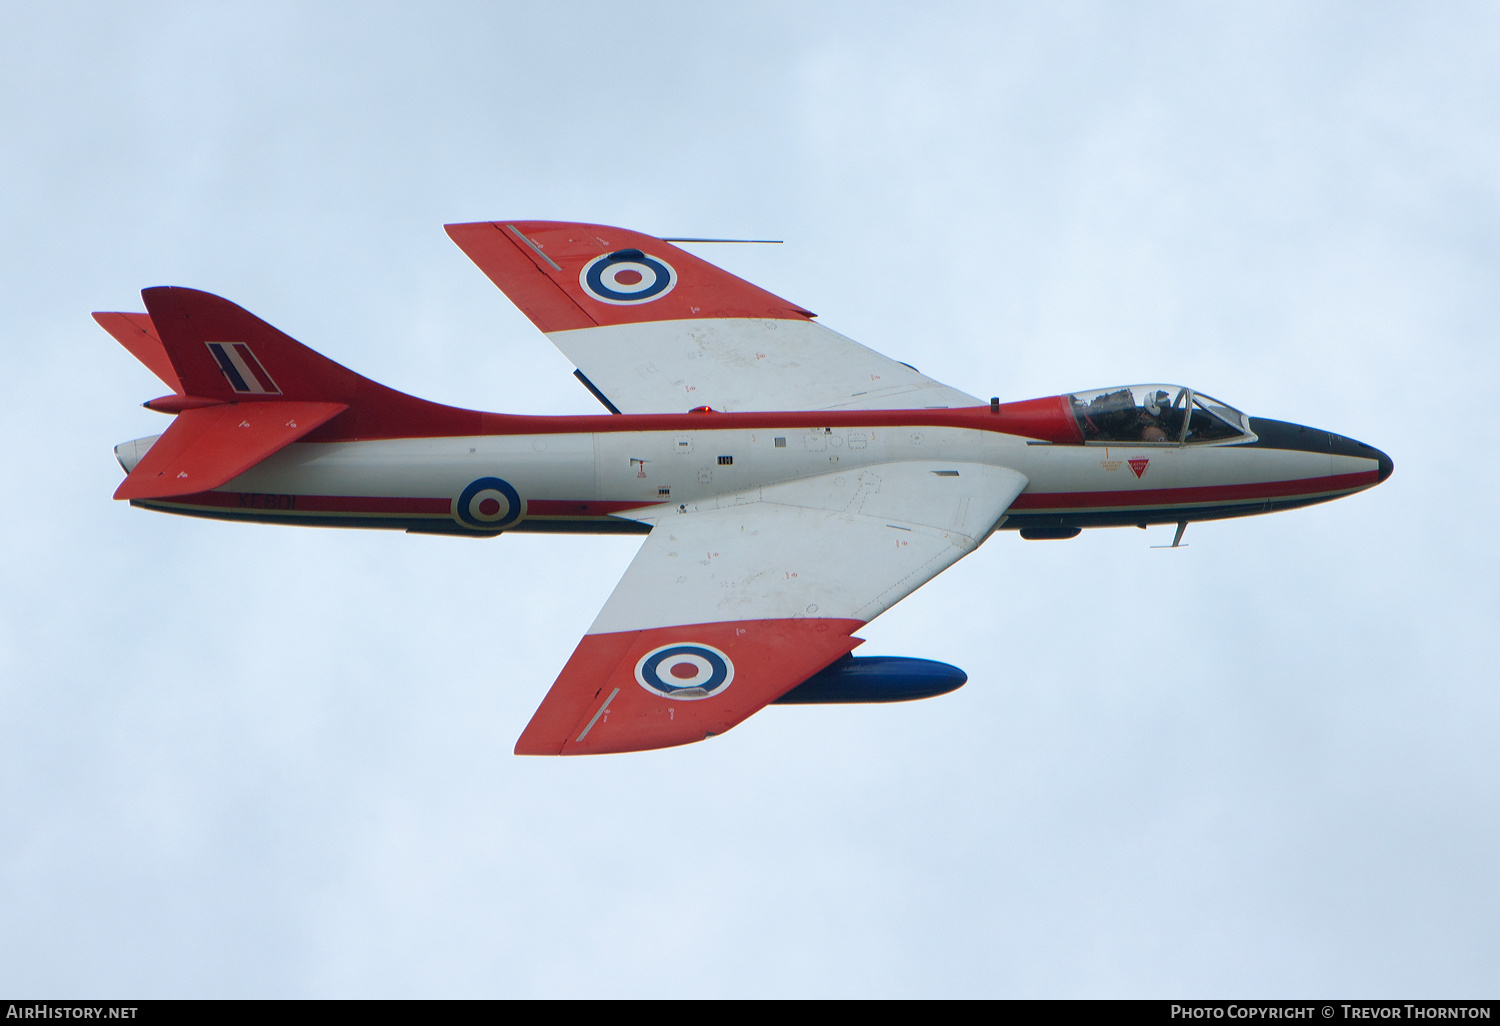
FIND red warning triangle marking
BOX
[1128,458,1150,478]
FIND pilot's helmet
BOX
[1143,390,1171,417]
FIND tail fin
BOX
[106,287,484,500]
[140,286,381,405]
[126,287,481,433]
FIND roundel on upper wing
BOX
[635,643,735,701]
[454,476,523,530]
[579,249,677,305]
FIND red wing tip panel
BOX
[445,220,815,334]
[444,223,595,334]
[113,400,348,501]
[516,619,864,756]
[95,311,183,394]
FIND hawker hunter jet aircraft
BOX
[101,221,1392,755]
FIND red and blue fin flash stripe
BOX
[206,341,281,395]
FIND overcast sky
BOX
[1,1,1496,998]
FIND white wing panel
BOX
[548,319,980,414]
[589,461,1027,634]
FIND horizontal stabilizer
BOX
[114,400,347,500]
[94,312,182,393]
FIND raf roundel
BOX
[635,643,735,701]
[579,249,677,306]
[455,476,523,530]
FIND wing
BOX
[445,220,980,414]
[515,461,1028,755]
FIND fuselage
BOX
[101,245,1397,756]
[118,394,1392,538]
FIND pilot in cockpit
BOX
[1138,390,1173,442]
[1071,386,1245,446]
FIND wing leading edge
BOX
[516,461,1028,755]
[446,220,980,415]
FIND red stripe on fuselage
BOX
[526,500,656,516]
[1010,470,1379,511]
[148,491,451,514]
[134,473,1375,522]
[300,402,1082,445]
[127,458,1375,532]
[135,491,657,519]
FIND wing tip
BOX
[513,736,564,757]
[443,220,502,238]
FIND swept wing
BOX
[446,220,980,415]
[517,462,1027,755]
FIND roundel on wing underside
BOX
[635,643,735,700]
[454,476,523,530]
[579,250,677,305]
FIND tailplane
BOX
[112,401,348,500]
[94,312,182,394]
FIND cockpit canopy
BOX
[1068,385,1249,445]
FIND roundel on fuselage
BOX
[634,643,735,701]
[579,249,677,305]
[454,476,523,531]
